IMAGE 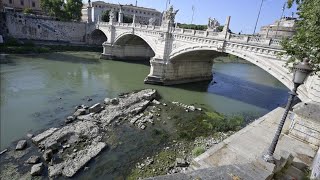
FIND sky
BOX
[89,0,298,34]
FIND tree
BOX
[281,0,320,73]
[123,15,133,23]
[40,0,82,21]
[101,10,110,22]
[64,0,83,21]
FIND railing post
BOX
[267,38,272,46]
[246,36,250,43]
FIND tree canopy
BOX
[281,0,320,73]
[40,0,83,21]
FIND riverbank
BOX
[144,106,318,179]
[0,38,102,54]
[0,89,245,179]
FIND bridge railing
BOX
[207,31,219,37]
[228,33,282,48]
[270,39,281,46]
[195,30,206,36]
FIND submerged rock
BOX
[65,116,75,124]
[89,103,103,113]
[27,133,34,138]
[152,99,161,105]
[0,149,8,155]
[110,98,119,105]
[15,140,27,150]
[74,108,87,117]
[26,155,40,164]
[43,149,53,161]
[30,163,43,176]
[32,128,59,144]
[48,142,106,177]
[175,158,189,167]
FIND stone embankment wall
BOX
[4,12,89,43]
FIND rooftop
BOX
[87,1,160,12]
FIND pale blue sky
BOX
[91,0,298,34]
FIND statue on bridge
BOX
[149,17,156,26]
[161,5,179,28]
[207,17,220,32]
[109,9,116,23]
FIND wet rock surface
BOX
[26,155,40,164]
[30,163,43,176]
[15,140,27,150]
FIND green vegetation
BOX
[127,150,179,180]
[151,128,169,143]
[123,15,133,23]
[281,0,320,73]
[40,0,82,21]
[23,8,33,14]
[64,0,83,21]
[176,111,243,141]
[177,23,208,30]
[101,10,110,22]
[192,146,205,156]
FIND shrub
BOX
[192,146,205,156]
[5,36,20,46]
[23,8,33,14]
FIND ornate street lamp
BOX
[263,58,313,162]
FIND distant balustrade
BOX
[230,34,246,41]
[270,39,281,46]
[207,31,219,37]
[183,29,193,34]
[195,30,206,36]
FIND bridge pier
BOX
[101,43,155,61]
[144,58,213,85]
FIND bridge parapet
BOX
[228,34,282,49]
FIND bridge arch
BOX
[88,29,108,45]
[167,45,310,101]
[113,32,157,54]
[111,32,156,60]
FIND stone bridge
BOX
[87,9,319,104]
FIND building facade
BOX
[1,0,41,13]
[81,1,162,25]
[258,17,297,38]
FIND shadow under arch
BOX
[111,33,156,61]
[89,29,108,46]
[169,47,294,94]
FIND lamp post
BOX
[263,58,313,163]
[253,0,264,35]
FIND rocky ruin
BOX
[0,89,214,179]
[2,89,158,178]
